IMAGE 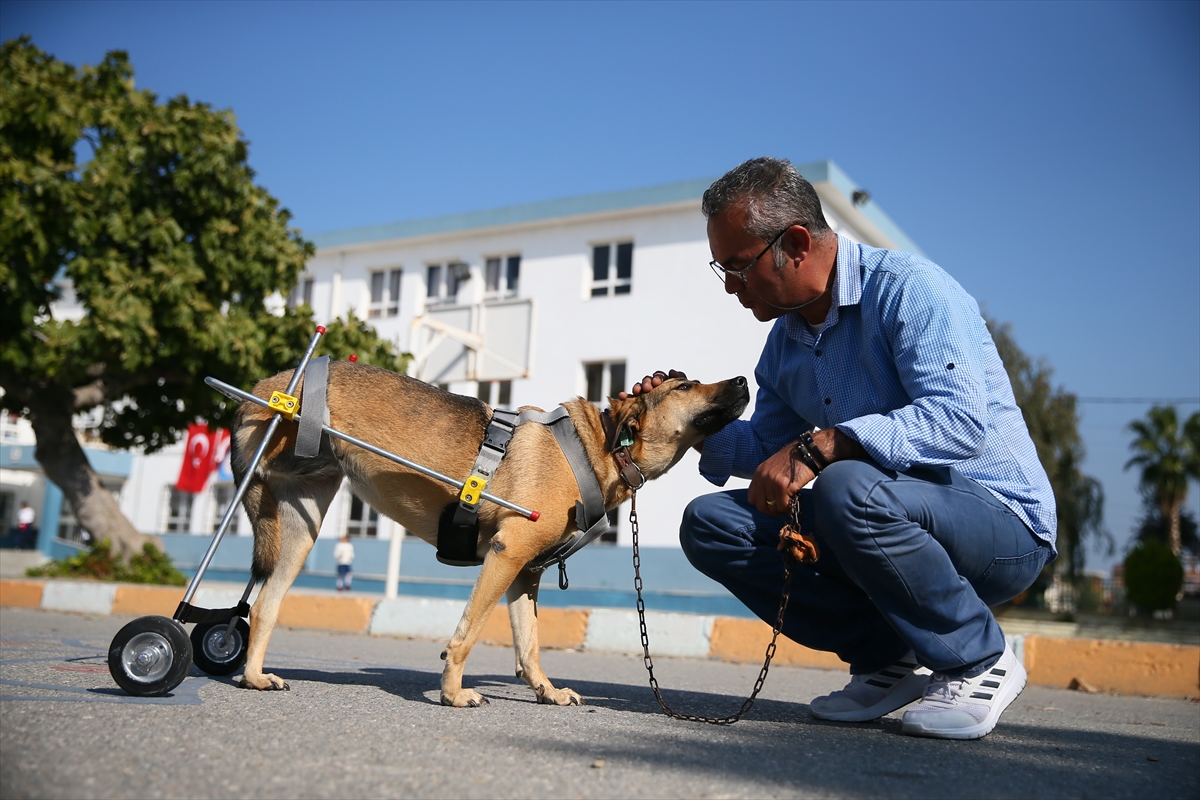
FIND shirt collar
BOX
[783,234,862,339]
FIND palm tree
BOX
[1124,406,1200,556]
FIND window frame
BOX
[589,241,633,298]
[426,261,469,306]
[368,267,403,318]
[583,360,627,405]
[288,276,314,310]
[346,492,379,538]
[484,254,521,299]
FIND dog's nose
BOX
[732,376,746,386]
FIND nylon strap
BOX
[295,355,330,458]
[451,408,520,528]
[518,406,611,574]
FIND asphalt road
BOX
[2,607,1197,800]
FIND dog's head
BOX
[605,375,749,481]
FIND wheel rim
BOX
[121,632,174,684]
[202,625,243,664]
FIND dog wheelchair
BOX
[107,326,542,697]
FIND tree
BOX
[1123,539,1184,613]
[1124,406,1200,557]
[1133,504,1198,554]
[0,39,407,557]
[987,318,1110,579]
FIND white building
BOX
[6,160,921,558]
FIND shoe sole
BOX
[809,672,931,722]
[901,665,1027,740]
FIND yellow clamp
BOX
[459,475,488,506]
[267,391,300,419]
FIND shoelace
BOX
[922,673,967,706]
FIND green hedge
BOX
[26,539,186,586]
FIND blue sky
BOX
[4,0,1198,571]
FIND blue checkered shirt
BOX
[699,235,1057,552]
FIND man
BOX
[627,157,1055,740]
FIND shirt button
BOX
[814,349,822,356]
[824,398,832,405]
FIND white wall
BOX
[41,188,881,550]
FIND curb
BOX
[3,578,1197,698]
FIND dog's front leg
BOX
[506,568,583,706]
[440,541,526,708]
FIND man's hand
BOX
[748,441,812,516]
[748,429,867,515]
[618,369,688,399]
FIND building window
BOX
[590,242,633,297]
[485,255,520,298]
[289,277,314,309]
[476,380,513,408]
[346,493,378,537]
[426,262,468,305]
[584,360,626,404]
[368,268,403,318]
[210,482,240,535]
[164,487,194,533]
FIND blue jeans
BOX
[680,460,1050,678]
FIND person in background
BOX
[17,502,36,549]
[334,534,355,592]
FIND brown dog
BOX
[231,363,748,707]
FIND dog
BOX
[230,362,749,707]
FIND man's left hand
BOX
[748,442,812,516]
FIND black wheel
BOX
[190,618,249,676]
[107,616,193,697]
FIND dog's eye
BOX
[676,382,694,391]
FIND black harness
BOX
[436,406,614,588]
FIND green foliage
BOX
[26,539,187,586]
[1123,539,1183,613]
[988,317,1109,577]
[1124,406,1200,555]
[0,37,408,452]
[1134,504,1199,553]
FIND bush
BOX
[26,539,186,586]
[1123,540,1183,613]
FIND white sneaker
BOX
[901,642,1026,740]
[809,652,931,722]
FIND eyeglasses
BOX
[708,227,789,284]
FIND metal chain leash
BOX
[631,491,796,725]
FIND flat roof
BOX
[309,160,923,256]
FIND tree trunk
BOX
[1166,499,1183,558]
[28,386,159,560]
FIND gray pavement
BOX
[2,607,1197,800]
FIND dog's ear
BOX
[606,394,646,451]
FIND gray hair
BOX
[702,157,832,263]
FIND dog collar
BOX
[601,409,646,491]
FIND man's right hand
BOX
[618,369,688,399]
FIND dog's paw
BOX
[535,684,585,706]
[441,688,489,708]
[239,673,289,691]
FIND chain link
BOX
[631,491,795,725]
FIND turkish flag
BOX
[176,424,219,493]
[212,428,233,481]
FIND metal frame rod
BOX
[177,327,327,611]
[204,376,541,521]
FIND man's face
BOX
[706,207,791,322]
